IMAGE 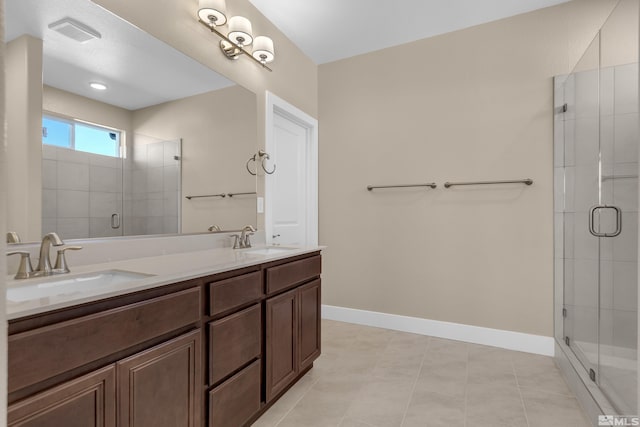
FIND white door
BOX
[265,92,318,246]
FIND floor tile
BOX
[253,321,591,427]
[513,353,573,396]
[343,377,415,427]
[402,390,465,427]
[521,388,591,427]
[465,383,528,427]
[414,358,467,398]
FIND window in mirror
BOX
[42,115,122,158]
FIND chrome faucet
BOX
[231,225,256,249]
[34,232,65,276]
[6,233,83,279]
[208,225,222,232]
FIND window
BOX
[42,115,121,158]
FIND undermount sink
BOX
[242,247,297,256]
[7,270,153,303]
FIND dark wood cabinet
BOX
[8,365,116,427]
[8,252,321,427]
[265,289,299,402]
[209,303,261,385]
[265,276,321,403]
[209,359,261,427]
[117,330,201,427]
[9,286,201,394]
[208,271,262,317]
[298,279,321,371]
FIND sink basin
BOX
[242,247,297,256]
[7,270,153,303]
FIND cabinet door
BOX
[117,330,201,427]
[8,365,115,427]
[298,279,321,371]
[265,289,298,402]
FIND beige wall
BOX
[132,85,257,232]
[318,0,619,337]
[5,35,42,242]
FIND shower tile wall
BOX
[125,138,180,236]
[42,145,123,239]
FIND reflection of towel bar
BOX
[367,183,437,191]
[444,179,533,188]
[185,193,226,200]
[227,192,257,197]
[602,175,637,181]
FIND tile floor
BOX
[252,320,591,427]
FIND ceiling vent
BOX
[48,18,101,43]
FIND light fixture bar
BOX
[198,19,272,72]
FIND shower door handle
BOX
[111,213,121,229]
[588,205,622,237]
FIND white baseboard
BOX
[321,305,555,357]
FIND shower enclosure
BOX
[554,0,638,418]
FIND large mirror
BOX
[5,0,258,242]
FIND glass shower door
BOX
[556,0,638,416]
[562,33,602,382]
[597,0,638,414]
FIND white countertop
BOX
[6,245,323,320]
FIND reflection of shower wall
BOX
[42,145,123,239]
[124,136,180,236]
[131,85,257,233]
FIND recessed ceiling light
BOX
[90,82,107,91]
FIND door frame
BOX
[264,91,318,246]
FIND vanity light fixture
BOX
[197,0,275,71]
[89,82,107,90]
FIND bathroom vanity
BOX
[6,248,322,427]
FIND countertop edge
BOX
[7,246,325,321]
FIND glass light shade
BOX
[227,16,253,46]
[198,0,227,26]
[252,36,275,63]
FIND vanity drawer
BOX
[266,255,321,295]
[9,287,201,393]
[209,359,261,427]
[208,271,262,317]
[209,304,261,385]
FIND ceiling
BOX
[248,0,572,64]
[5,0,234,110]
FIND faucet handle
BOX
[243,232,254,248]
[6,232,21,244]
[208,225,222,232]
[54,246,83,273]
[7,251,34,279]
[229,234,241,249]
